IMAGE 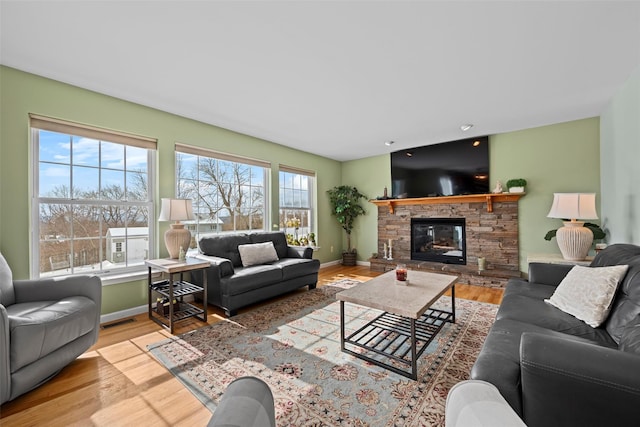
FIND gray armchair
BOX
[0,252,102,404]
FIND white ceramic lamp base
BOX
[556,221,593,261]
[164,223,191,259]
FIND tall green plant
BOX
[327,185,367,253]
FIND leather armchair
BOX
[207,376,276,427]
[0,252,101,404]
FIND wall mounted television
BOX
[390,136,489,198]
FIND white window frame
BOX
[279,165,316,244]
[30,114,157,280]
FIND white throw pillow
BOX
[545,264,629,327]
[238,242,279,267]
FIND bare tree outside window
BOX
[176,151,267,242]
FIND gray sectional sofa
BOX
[191,231,320,317]
[471,244,640,427]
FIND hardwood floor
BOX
[0,265,503,426]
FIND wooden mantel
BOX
[370,193,525,214]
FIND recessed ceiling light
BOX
[384,140,395,146]
[406,152,413,157]
[473,140,481,147]
[460,124,473,132]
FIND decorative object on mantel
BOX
[547,193,599,261]
[158,198,194,259]
[492,180,503,194]
[506,178,527,193]
[327,185,367,266]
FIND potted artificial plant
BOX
[327,185,367,266]
[506,178,527,193]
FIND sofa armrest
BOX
[13,275,102,307]
[0,304,9,405]
[193,254,234,277]
[287,246,313,259]
[527,262,574,287]
[520,332,640,427]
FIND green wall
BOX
[0,64,605,317]
[0,66,344,315]
[342,118,601,272]
[600,65,640,245]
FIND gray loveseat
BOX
[0,252,102,404]
[471,244,640,427]
[192,231,320,317]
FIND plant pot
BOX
[509,186,525,193]
[342,252,357,266]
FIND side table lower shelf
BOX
[146,258,209,334]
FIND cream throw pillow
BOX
[238,242,279,267]
[545,264,629,327]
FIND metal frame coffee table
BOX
[336,270,457,380]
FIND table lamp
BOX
[547,193,598,261]
[158,198,194,259]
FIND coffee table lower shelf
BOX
[340,304,454,380]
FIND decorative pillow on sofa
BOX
[545,264,629,327]
[238,242,279,267]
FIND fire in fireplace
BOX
[411,218,466,265]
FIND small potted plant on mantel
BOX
[327,185,367,266]
[506,178,527,193]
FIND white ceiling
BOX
[2,1,639,161]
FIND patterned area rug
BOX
[148,279,498,426]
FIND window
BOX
[175,144,269,243]
[31,114,156,278]
[279,166,315,245]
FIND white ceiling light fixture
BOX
[384,141,395,146]
[460,124,474,132]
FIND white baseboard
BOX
[101,305,147,325]
[320,259,371,268]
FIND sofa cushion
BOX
[0,252,15,306]
[223,265,283,296]
[249,232,289,259]
[7,296,97,372]
[497,295,615,344]
[601,252,640,343]
[545,265,629,327]
[238,242,279,267]
[272,258,321,281]
[619,313,640,355]
[199,233,250,267]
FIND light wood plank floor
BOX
[0,265,503,426]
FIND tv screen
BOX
[391,137,489,198]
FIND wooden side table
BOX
[145,257,209,333]
[527,253,594,267]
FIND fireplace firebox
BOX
[411,218,466,265]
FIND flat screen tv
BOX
[390,136,489,198]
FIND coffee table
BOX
[336,270,457,380]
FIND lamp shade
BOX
[547,193,598,220]
[158,198,194,222]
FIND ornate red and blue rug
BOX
[148,279,498,427]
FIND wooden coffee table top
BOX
[336,270,457,318]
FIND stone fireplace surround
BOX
[370,194,523,288]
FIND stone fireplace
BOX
[370,194,523,288]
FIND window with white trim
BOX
[175,143,269,243]
[279,166,315,246]
[31,114,156,278]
